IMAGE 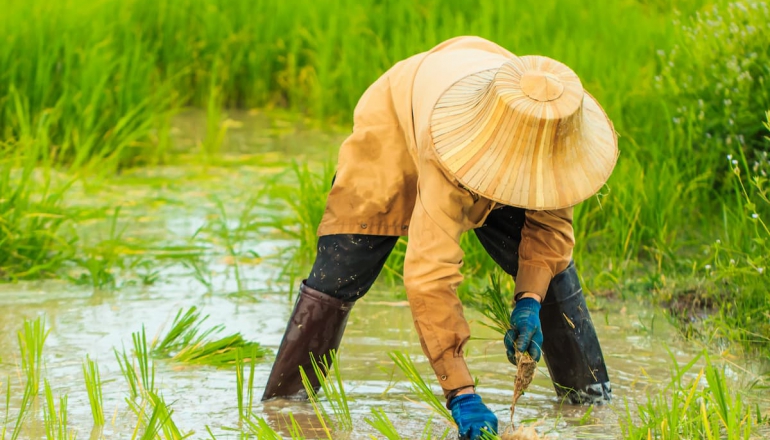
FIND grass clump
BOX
[151,307,267,367]
[115,345,141,401]
[133,327,157,397]
[17,316,49,397]
[264,161,334,276]
[235,347,259,422]
[620,352,758,439]
[0,137,76,281]
[466,272,514,336]
[364,407,402,439]
[43,380,74,440]
[82,356,105,426]
[299,349,353,437]
[389,351,454,427]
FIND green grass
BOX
[43,380,74,440]
[619,352,758,439]
[364,407,402,440]
[133,327,157,396]
[389,351,454,427]
[151,307,268,367]
[234,346,259,422]
[0,2,769,436]
[299,349,353,437]
[0,131,77,281]
[82,356,105,426]
[0,0,768,357]
[17,316,49,397]
[115,346,141,401]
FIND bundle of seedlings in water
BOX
[151,307,267,367]
[471,275,545,440]
[501,350,542,440]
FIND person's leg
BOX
[262,234,399,401]
[474,206,612,404]
[306,234,400,302]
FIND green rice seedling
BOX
[235,346,259,422]
[148,392,189,440]
[71,207,127,290]
[235,352,245,423]
[82,355,105,426]
[389,351,454,426]
[2,378,9,439]
[204,192,267,296]
[0,131,76,281]
[365,407,401,439]
[9,383,33,440]
[133,402,163,440]
[17,316,49,397]
[264,161,335,275]
[210,197,246,295]
[284,413,305,440]
[619,352,756,439]
[421,417,453,440]
[181,256,213,295]
[299,349,352,437]
[151,307,267,367]
[466,272,513,336]
[133,327,156,396]
[127,392,189,440]
[202,58,226,160]
[115,346,141,400]
[243,411,305,440]
[43,379,73,440]
[242,416,283,440]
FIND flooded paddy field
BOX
[3,274,761,439]
[1,112,768,439]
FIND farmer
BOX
[262,36,617,439]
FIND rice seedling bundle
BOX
[501,351,542,440]
[151,307,267,367]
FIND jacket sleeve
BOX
[402,157,481,396]
[514,208,575,299]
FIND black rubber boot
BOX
[261,282,354,401]
[540,262,612,404]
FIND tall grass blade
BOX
[10,383,33,440]
[389,351,454,426]
[43,379,72,440]
[300,349,352,433]
[365,407,402,439]
[115,346,140,400]
[17,316,49,396]
[132,327,156,396]
[82,355,104,426]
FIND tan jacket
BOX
[317,36,574,395]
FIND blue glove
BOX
[449,393,498,439]
[504,297,543,364]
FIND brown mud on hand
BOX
[501,351,544,440]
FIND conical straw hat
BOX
[430,55,619,210]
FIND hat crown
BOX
[492,57,585,123]
[430,54,618,210]
[520,71,564,101]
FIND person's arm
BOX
[514,208,575,301]
[504,207,575,364]
[403,158,479,397]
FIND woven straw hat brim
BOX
[430,64,619,211]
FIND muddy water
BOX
[0,275,723,439]
[1,112,767,439]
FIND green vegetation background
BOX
[1,0,769,354]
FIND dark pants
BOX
[306,206,526,300]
